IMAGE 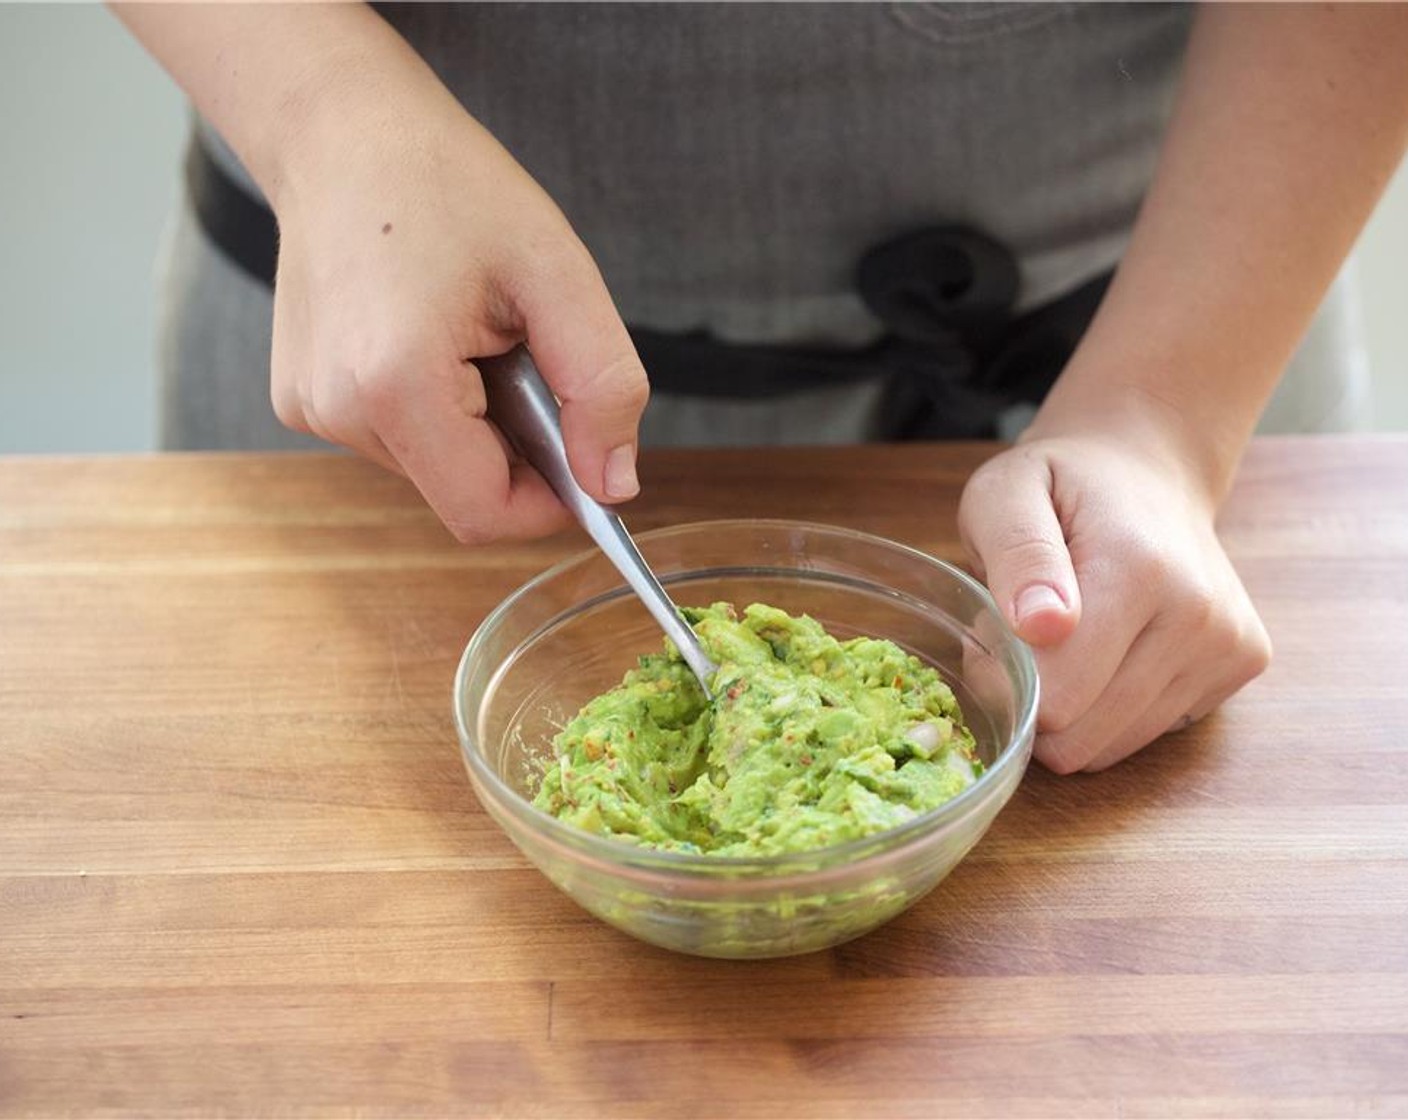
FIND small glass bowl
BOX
[454,520,1037,959]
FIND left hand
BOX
[957,430,1272,773]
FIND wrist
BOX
[258,44,450,215]
[1021,374,1243,511]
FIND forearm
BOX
[1029,2,1408,501]
[111,2,459,210]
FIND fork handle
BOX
[477,346,718,693]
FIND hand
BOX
[268,78,648,543]
[957,431,1272,773]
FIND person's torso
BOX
[205,2,1194,344]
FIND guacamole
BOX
[532,602,982,857]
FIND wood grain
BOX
[1,437,1406,1117]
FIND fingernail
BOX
[1015,583,1065,626]
[604,444,639,500]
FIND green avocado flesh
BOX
[531,602,982,857]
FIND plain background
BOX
[1,4,1404,453]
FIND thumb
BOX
[516,248,650,505]
[958,455,1081,647]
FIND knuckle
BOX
[352,356,401,410]
[308,371,356,434]
[271,388,306,433]
[1034,735,1085,776]
[1174,579,1221,634]
[435,486,514,549]
[1248,624,1273,674]
[441,517,495,548]
[1147,557,1223,636]
[1124,541,1169,586]
[1037,686,1085,736]
[1168,580,1269,679]
[995,526,1065,572]
[579,352,651,416]
[960,457,1021,510]
[269,364,307,432]
[1234,616,1273,680]
[508,229,594,301]
[352,353,416,434]
[295,379,332,441]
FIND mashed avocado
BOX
[533,602,981,857]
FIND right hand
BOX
[267,77,648,544]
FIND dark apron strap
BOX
[185,133,1110,439]
[635,228,1109,438]
[184,136,279,289]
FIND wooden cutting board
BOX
[1,436,1406,1116]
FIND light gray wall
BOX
[0,4,1405,454]
[1357,158,1408,425]
[0,4,185,453]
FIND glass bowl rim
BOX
[453,517,1039,876]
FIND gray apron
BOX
[156,2,1367,450]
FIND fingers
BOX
[1079,619,1271,771]
[959,450,1081,648]
[1077,675,1204,773]
[361,351,572,543]
[1035,623,1182,773]
[1036,586,1272,773]
[513,246,650,505]
[1067,666,1246,773]
[276,318,569,542]
[270,266,405,476]
[261,111,644,543]
[306,369,406,476]
[960,447,1142,753]
[1027,586,1148,746]
[270,250,316,437]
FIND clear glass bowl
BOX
[454,520,1037,959]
